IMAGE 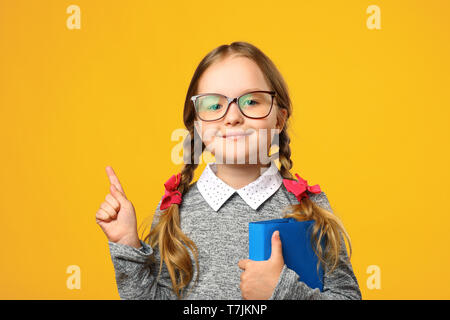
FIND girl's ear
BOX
[277,108,288,131]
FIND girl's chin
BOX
[208,147,262,165]
[213,154,249,164]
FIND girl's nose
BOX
[223,101,244,125]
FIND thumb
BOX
[269,230,284,263]
[110,184,128,204]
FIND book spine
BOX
[249,224,266,261]
[264,225,271,260]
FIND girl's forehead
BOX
[197,56,270,95]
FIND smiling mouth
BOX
[223,135,247,140]
[219,134,253,141]
[217,130,255,139]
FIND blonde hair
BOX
[140,41,352,299]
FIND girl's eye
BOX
[208,104,222,111]
[242,99,258,107]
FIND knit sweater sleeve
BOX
[108,198,176,300]
[269,192,362,300]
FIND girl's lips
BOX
[219,132,253,140]
[217,130,255,139]
[225,135,247,140]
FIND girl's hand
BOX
[238,230,285,300]
[95,166,140,248]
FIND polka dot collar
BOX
[196,160,283,211]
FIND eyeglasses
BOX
[191,90,276,121]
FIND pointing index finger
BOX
[105,166,125,193]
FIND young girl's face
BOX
[194,55,287,165]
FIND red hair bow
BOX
[282,173,321,203]
[160,173,183,210]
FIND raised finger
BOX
[105,166,125,193]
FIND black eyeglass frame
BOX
[190,90,276,122]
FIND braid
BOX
[144,128,204,299]
[278,129,294,180]
[178,128,201,194]
[277,128,352,277]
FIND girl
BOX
[96,41,362,300]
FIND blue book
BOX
[249,217,324,291]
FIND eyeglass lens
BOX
[195,92,273,121]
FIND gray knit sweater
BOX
[108,181,362,300]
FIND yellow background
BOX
[1,0,449,299]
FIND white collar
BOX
[196,160,283,211]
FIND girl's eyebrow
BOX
[238,88,266,96]
[200,88,267,96]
